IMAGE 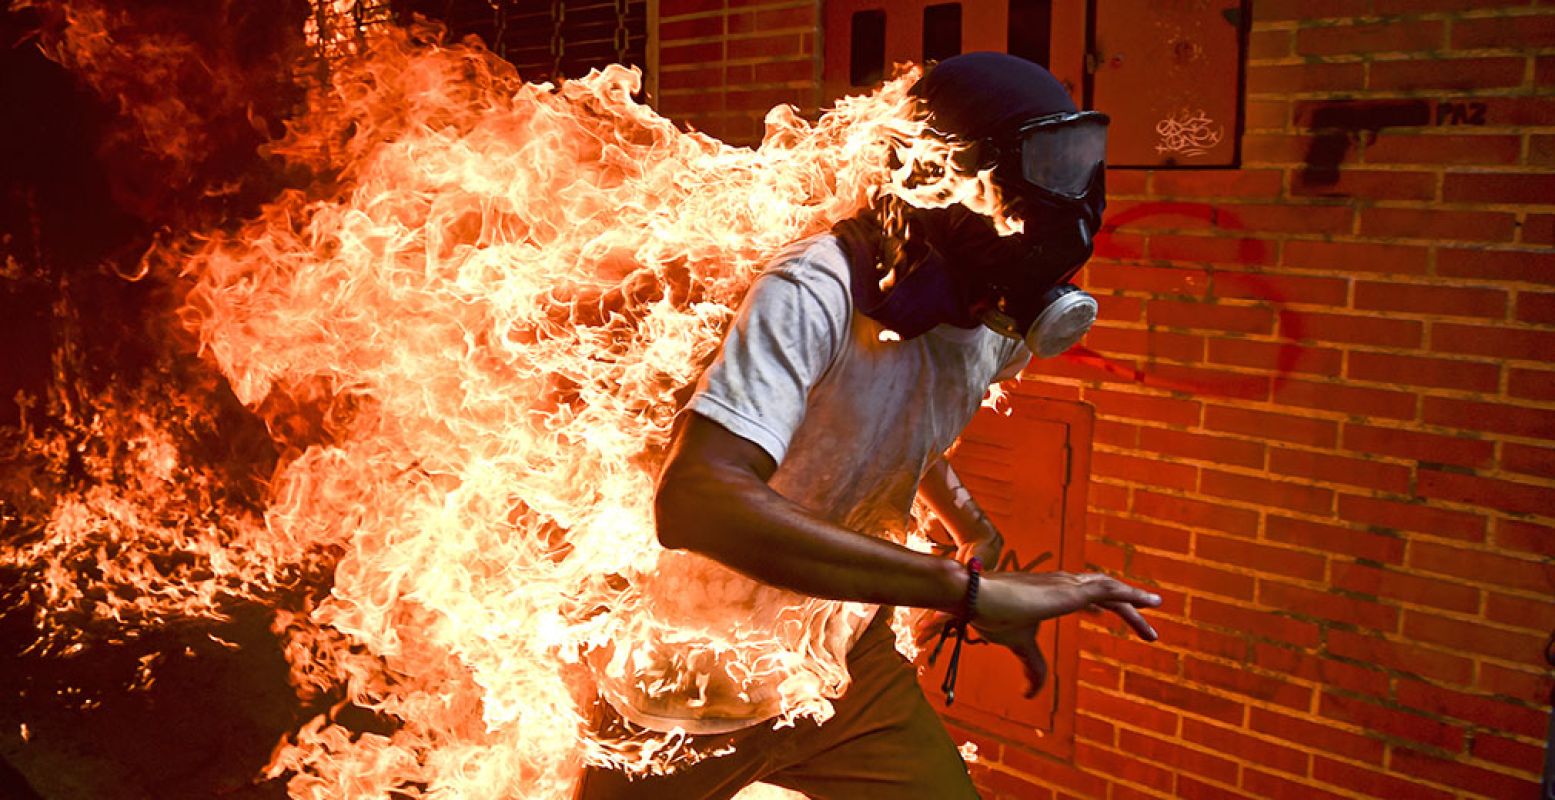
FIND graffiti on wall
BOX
[1154,108,1225,157]
[1057,201,1305,399]
[1297,97,1489,187]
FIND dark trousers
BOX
[574,611,981,800]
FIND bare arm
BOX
[917,458,1004,567]
[657,413,1161,697]
[655,413,969,613]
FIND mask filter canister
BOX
[1025,284,1097,358]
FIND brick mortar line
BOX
[1116,233,1555,255]
[1068,351,1529,404]
[1409,349,1555,377]
[1245,89,1549,100]
[660,81,818,95]
[1409,166,1555,175]
[1089,448,1405,488]
[1093,547,1300,602]
[1084,618,1550,728]
[1071,633,1325,705]
[1243,52,1546,66]
[1102,318,1538,344]
[1084,378,1554,417]
[1075,386,1555,445]
[1188,588,1555,643]
[1093,286,1530,308]
[1402,537,1555,576]
[1106,711,1326,773]
[1119,572,1542,641]
[1100,703,1536,784]
[657,27,817,46]
[948,716,1143,787]
[1119,189,1555,202]
[1252,503,1547,557]
[1073,739,1269,796]
[1249,44,1555,59]
[1244,171,1555,183]
[1261,10,1555,27]
[1288,47,1554,61]
[719,54,822,68]
[1383,752,1552,790]
[1307,750,1515,800]
[1207,453,1555,501]
[1110,478,1555,542]
[1299,577,1553,639]
[1310,434,1534,476]
[1129,541,1342,588]
[1414,46,1555,58]
[969,760,1137,800]
[1422,316,1555,331]
[1362,311,1542,326]
[1481,583,1555,606]
[1389,600,1555,638]
[659,1,812,22]
[1287,165,1555,175]
[988,734,1219,796]
[1096,406,1555,460]
[1072,669,1327,733]
[658,57,811,71]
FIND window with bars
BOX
[392,0,649,83]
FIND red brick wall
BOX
[654,0,819,144]
[652,1,1555,797]
[982,3,1555,798]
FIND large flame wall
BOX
[0,3,1003,798]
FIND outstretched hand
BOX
[972,571,1161,698]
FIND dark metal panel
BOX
[823,0,1087,114]
[1089,0,1246,168]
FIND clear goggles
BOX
[1010,111,1110,200]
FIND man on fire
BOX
[577,52,1162,799]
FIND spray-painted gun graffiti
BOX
[1296,98,1488,188]
[1154,108,1224,157]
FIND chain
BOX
[489,0,508,59]
[613,0,629,66]
[550,0,566,81]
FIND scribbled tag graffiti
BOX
[1154,108,1224,157]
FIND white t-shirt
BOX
[598,233,1029,734]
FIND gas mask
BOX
[843,109,1109,357]
[967,109,1109,357]
[837,52,1111,355]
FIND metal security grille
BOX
[305,1,397,64]
[395,0,648,83]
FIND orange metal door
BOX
[917,396,1091,756]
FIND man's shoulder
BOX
[762,233,850,293]
[736,233,853,327]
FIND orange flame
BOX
[7,11,1012,798]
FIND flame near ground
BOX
[1,10,1009,799]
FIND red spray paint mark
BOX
[1053,201,1309,397]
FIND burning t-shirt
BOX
[592,233,1029,735]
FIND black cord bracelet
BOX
[928,556,982,706]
